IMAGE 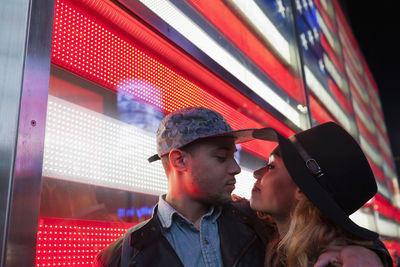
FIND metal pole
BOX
[0,0,54,265]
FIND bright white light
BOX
[385,167,397,182]
[300,33,308,50]
[43,96,167,195]
[377,181,392,201]
[307,30,314,45]
[232,167,255,200]
[359,134,382,167]
[230,0,291,63]
[349,209,376,232]
[322,54,348,96]
[366,79,382,108]
[295,0,302,13]
[316,11,338,55]
[345,63,370,103]
[375,214,399,238]
[337,27,363,75]
[371,103,387,134]
[304,67,353,134]
[43,96,255,198]
[377,132,392,158]
[139,0,302,128]
[352,98,376,135]
[320,0,329,11]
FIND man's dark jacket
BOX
[93,201,393,267]
[93,202,273,267]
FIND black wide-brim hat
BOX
[252,122,379,241]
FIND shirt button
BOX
[204,239,209,245]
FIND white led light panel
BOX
[43,96,167,195]
[43,96,257,198]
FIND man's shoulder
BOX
[129,217,155,233]
[93,217,157,267]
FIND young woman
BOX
[249,122,390,267]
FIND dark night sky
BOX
[339,0,400,176]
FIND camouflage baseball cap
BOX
[148,107,257,162]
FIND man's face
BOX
[183,137,241,205]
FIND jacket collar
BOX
[157,194,222,229]
[130,203,265,266]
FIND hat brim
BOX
[253,128,378,241]
[148,128,258,162]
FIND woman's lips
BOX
[252,185,260,193]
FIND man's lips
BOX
[226,179,236,186]
[225,180,236,190]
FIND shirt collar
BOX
[157,194,222,229]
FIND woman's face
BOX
[250,148,299,220]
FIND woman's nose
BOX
[253,166,267,180]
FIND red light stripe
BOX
[35,217,136,266]
[320,34,344,74]
[361,59,379,94]
[382,149,395,171]
[327,78,352,113]
[314,0,337,33]
[349,82,372,119]
[332,0,359,50]
[368,159,385,183]
[185,0,304,103]
[342,47,366,88]
[309,94,336,124]
[369,95,385,124]
[355,116,379,150]
[376,122,390,146]
[51,0,297,161]
[382,240,399,263]
[374,194,396,219]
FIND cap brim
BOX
[148,128,260,163]
[252,127,378,241]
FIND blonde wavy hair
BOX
[277,196,372,267]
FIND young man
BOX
[94,107,390,267]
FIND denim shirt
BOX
[157,195,223,267]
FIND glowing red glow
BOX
[35,217,136,266]
[314,0,337,33]
[332,0,359,50]
[373,194,397,219]
[327,78,352,114]
[51,0,297,160]
[368,159,385,183]
[355,116,379,150]
[309,94,335,124]
[186,0,305,104]
[320,34,344,74]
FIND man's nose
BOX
[230,158,241,175]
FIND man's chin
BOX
[214,194,233,205]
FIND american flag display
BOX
[31,0,399,265]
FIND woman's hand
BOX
[314,246,383,267]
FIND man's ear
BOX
[169,149,189,171]
[294,187,304,201]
